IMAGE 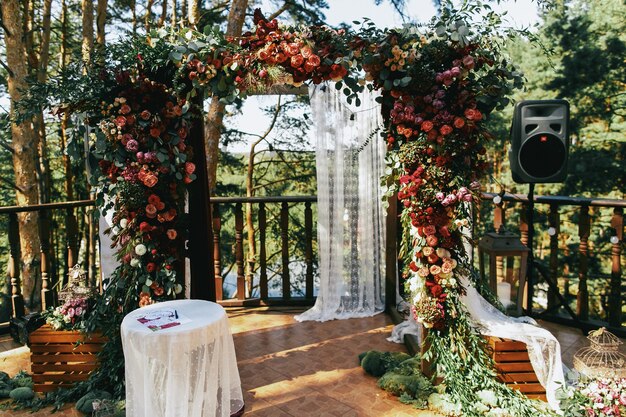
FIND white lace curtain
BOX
[295,84,386,322]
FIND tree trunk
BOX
[204,0,249,193]
[158,0,168,27]
[188,0,199,26]
[36,0,53,205]
[82,0,94,66]
[170,0,177,26]
[145,0,155,31]
[1,0,42,312]
[96,0,107,47]
[131,0,137,34]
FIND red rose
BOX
[427,253,439,264]
[146,262,156,273]
[140,110,151,120]
[439,125,453,136]
[185,162,196,174]
[464,108,482,121]
[145,204,157,218]
[421,121,434,132]
[453,117,465,129]
[426,235,439,247]
[285,42,300,56]
[290,54,304,68]
[409,261,418,272]
[430,284,443,298]
[166,229,177,240]
[307,54,321,66]
[275,53,287,63]
[115,116,126,127]
[120,104,131,115]
[148,194,160,205]
[156,201,165,211]
[139,221,152,233]
[150,127,161,138]
[301,45,313,59]
[423,225,437,235]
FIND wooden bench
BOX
[29,325,106,392]
[487,336,547,401]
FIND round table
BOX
[121,299,244,417]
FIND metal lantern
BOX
[574,327,626,378]
[478,227,529,316]
[58,264,96,304]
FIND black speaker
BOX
[509,100,569,183]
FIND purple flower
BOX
[126,139,139,152]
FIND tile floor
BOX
[0,309,623,417]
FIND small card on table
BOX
[136,308,191,331]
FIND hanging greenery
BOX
[13,3,554,415]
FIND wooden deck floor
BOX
[0,309,621,416]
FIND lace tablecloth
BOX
[121,300,244,417]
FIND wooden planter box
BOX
[487,336,547,401]
[29,325,107,392]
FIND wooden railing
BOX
[0,200,97,329]
[480,192,625,336]
[2,193,623,336]
[210,196,317,307]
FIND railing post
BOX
[234,202,245,300]
[66,208,78,271]
[259,202,268,300]
[519,203,529,247]
[8,213,25,318]
[212,204,223,301]
[39,209,54,310]
[577,205,590,321]
[280,202,290,300]
[494,199,505,282]
[548,204,559,312]
[304,201,314,300]
[609,207,623,328]
[385,193,398,310]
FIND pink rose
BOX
[429,265,442,276]
[185,162,196,175]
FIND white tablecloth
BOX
[121,300,244,417]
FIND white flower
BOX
[135,244,147,256]
[409,277,420,292]
[120,218,128,228]
[175,284,183,294]
[112,227,120,236]
[130,258,140,267]
[477,389,499,407]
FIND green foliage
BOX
[359,350,412,377]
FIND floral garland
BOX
[558,377,626,417]
[93,76,195,307]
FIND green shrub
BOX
[75,390,113,414]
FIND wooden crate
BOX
[487,336,547,401]
[29,325,107,392]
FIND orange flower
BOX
[166,229,177,240]
[120,104,131,115]
[143,172,158,188]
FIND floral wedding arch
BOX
[28,4,556,416]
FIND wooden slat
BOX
[32,363,98,373]
[30,343,103,353]
[32,373,91,383]
[508,383,546,394]
[494,351,530,362]
[490,340,527,351]
[34,383,75,392]
[30,333,106,343]
[495,362,535,373]
[31,353,99,363]
[498,372,540,383]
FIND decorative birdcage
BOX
[58,264,96,303]
[573,327,626,378]
[92,399,118,417]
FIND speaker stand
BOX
[525,183,535,316]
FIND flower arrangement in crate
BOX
[43,265,95,331]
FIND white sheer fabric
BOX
[295,84,386,322]
[460,274,565,410]
[121,299,244,417]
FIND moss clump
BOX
[9,387,35,402]
[76,390,113,414]
[359,351,412,377]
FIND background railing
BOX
[1,193,623,336]
[0,200,97,331]
[210,196,318,307]
[479,192,625,336]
